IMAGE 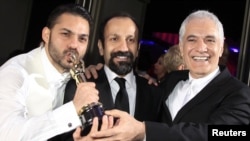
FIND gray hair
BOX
[179,10,224,44]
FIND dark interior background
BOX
[1,0,246,77]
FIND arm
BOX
[137,71,158,86]
[0,66,99,140]
[85,63,158,86]
[90,110,146,141]
[90,81,250,141]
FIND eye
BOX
[79,36,88,43]
[127,38,135,43]
[206,38,215,43]
[61,32,70,37]
[187,37,196,42]
[110,37,118,42]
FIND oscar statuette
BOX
[69,50,105,135]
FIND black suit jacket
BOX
[64,68,163,121]
[145,66,250,141]
[53,68,164,141]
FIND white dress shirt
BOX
[166,67,220,120]
[0,46,81,141]
[104,65,136,116]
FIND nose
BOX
[68,36,79,49]
[196,39,208,52]
[118,39,129,51]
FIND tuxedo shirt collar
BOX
[41,47,71,85]
[188,66,220,87]
[103,65,135,87]
[167,66,221,120]
[103,65,136,116]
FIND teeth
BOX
[117,56,127,59]
[193,56,208,61]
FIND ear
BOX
[134,42,140,59]
[219,44,224,57]
[98,39,104,56]
[42,27,50,44]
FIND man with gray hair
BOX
[76,10,250,141]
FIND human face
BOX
[179,18,223,78]
[42,13,90,73]
[154,56,167,79]
[99,17,139,76]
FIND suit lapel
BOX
[160,71,189,122]
[134,76,142,119]
[25,47,52,116]
[173,66,230,123]
[173,83,219,122]
[133,75,153,120]
[94,69,114,110]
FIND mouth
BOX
[192,56,210,61]
[115,55,129,61]
[66,53,73,63]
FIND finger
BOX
[73,127,82,140]
[90,67,98,79]
[104,109,125,118]
[90,117,99,133]
[147,79,158,86]
[147,79,153,85]
[114,118,120,126]
[96,63,104,70]
[100,115,108,130]
[84,68,92,79]
[108,115,114,128]
[91,128,116,138]
[154,81,158,86]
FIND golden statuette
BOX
[69,50,105,136]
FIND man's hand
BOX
[138,72,158,86]
[85,63,104,79]
[84,63,158,86]
[91,109,146,141]
[73,82,99,113]
[73,115,114,141]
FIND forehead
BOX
[104,17,138,35]
[184,18,219,38]
[54,13,90,31]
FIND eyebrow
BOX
[186,34,216,39]
[61,28,89,37]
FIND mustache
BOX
[110,51,133,58]
[64,49,78,56]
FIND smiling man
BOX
[62,11,164,141]
[84,10,250,141]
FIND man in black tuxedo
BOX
[59,11,164,141]
[77,10,250,141]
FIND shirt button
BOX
[68,123,72,127]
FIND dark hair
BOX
[98,11,140,44]
[46,3,93,30]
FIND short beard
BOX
[108,51,134,75]
[48,38,76,71]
